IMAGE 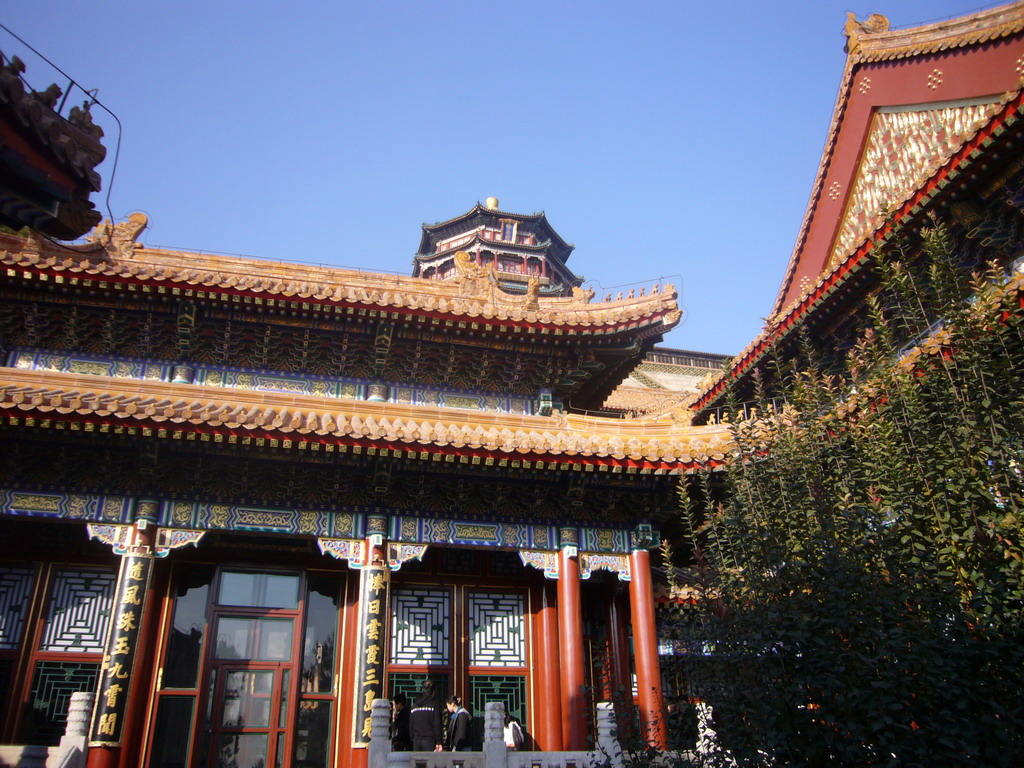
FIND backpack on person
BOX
[508,719,524,750]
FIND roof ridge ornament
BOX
[844,12,890,55]
[72,212,149,260]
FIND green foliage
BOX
[668,225,1024,767]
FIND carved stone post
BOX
[367,698,392,768]
[484,702,508,768]
[595,701,625,768]
[57,691,92,768]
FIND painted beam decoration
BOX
[88,553,153,746]
[0,489,133,523]
[353,565,388,747]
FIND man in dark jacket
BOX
[390,693,412,751]
[408,680,443,751]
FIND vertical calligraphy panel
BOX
[88,555,153,746]
[351,566,388,747]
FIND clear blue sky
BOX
[3,0,995,356]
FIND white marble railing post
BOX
[595,701,624,768]
[369,698,393,768]
[56,691,92,768]
[484,702,508,768]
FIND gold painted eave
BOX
[0,368,732,465]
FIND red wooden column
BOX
[86,500,159,768]
[556,528,587,751]
[350,515,390,768]
[533,581,563,750]
[629,548,667,749]
[607,586,635,741]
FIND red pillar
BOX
[87,508,159,768]
[607,586,635,741]
[533,581,563,750]
[557,546,587,751]
[629,549,667,749]
[338,576,366,768]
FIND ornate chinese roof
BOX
[416,202,574,263]
[412,201,581,297]
[1,219,671,333]
[0,54,106,239]
[604,347,729,416]
[0,367,732,471]
[773,3,1024,315]
[0,216,680,410]
[695,3,1024,414]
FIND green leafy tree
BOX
[666,225,1024,767]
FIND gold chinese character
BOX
[364,689,376,711]
[106,662,129,680]
[363,669,379,685]
[127,561,145,581]
[367,599,380,615]
[112,636,131,655]
[362,716,373,739]
[369,572,386,591]
[97,713,117,736]
[104,684,123,708]
[117,611,137,632]
[122,585,142,606]
[365,645,380,665]
[366,619,381,641]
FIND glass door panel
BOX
[208,664,289,768]
[221,670,273,728]
[215,617,293,661]
[216,733,267,768]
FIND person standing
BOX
[503,713,524,750]
[409,680,443,752]
[445,694,472,752]
[390,693,412,751]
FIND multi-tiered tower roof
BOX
[413,197,582,297]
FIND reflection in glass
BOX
[293,701,332,768]
[216,733,267,768]
[302,575,340,693]
[149,696,195,768]
[219,572,298,609]
[215,618,293,662]
[221,671,273,727]
[164,566,212,688]
[214,618,250,660]
[279,670,290,728]
[258,621,293,661]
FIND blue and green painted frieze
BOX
[7,348,552,415]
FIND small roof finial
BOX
[484,196,500,210]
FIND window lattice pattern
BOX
[0,659,12,725]
[470,675,526,747]
[468,592,525,667]
[39,569,116,653]
[489,551,523,576]
[441,549,478,574]
[0,566,35,650]
[27,661,100,745]
[389,588,450,665]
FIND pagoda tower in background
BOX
[412,197,582,297]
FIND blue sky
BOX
[3,0,994,355]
